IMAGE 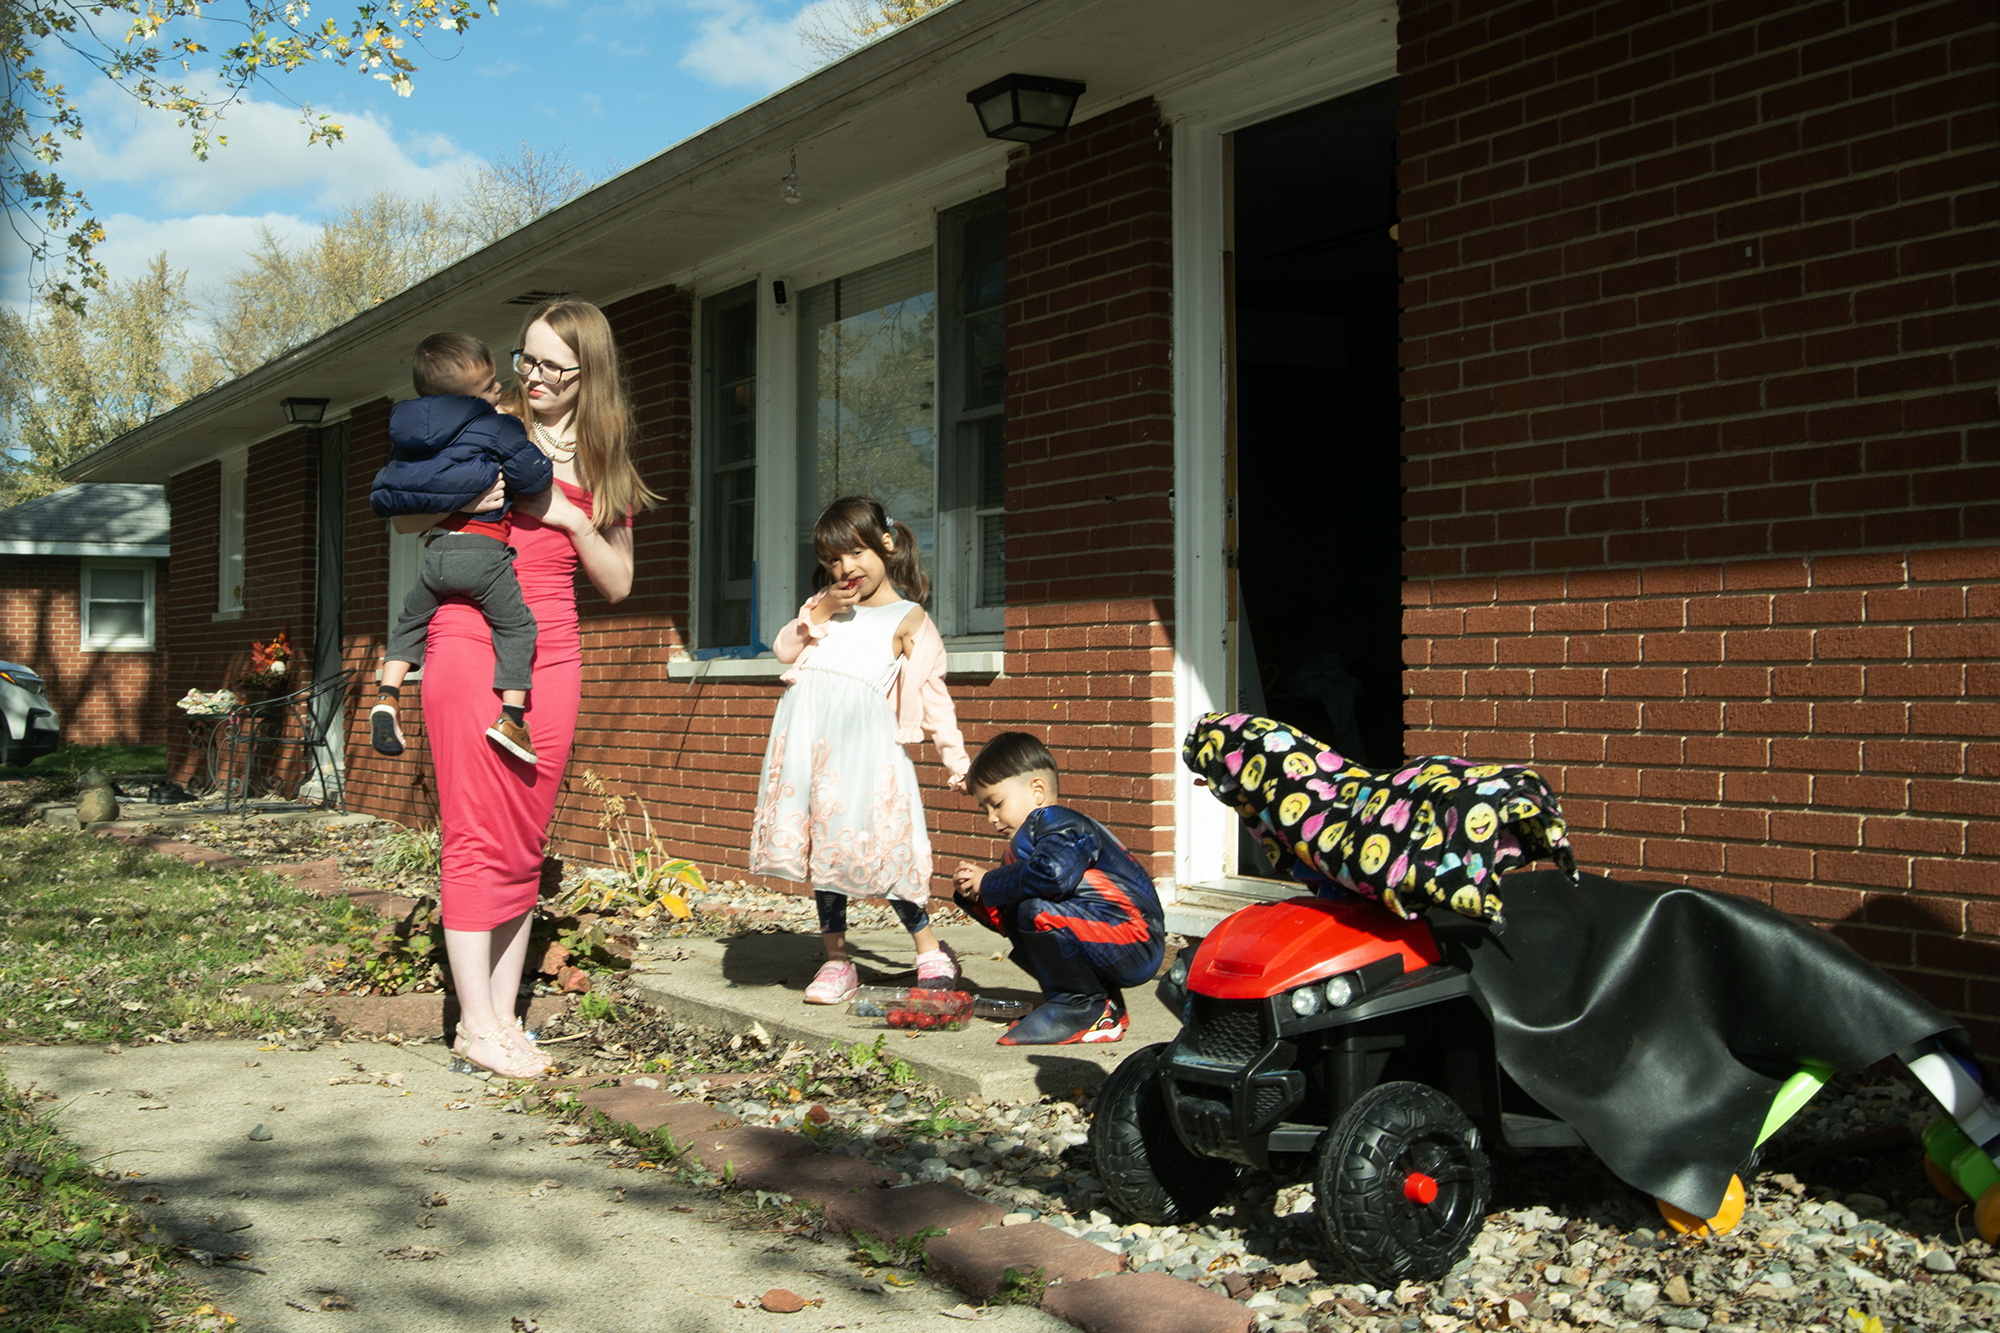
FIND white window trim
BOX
[1162,7,1397,895]
[79,558,156,652]
[217,448,247,613]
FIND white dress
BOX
[748,599,931,903]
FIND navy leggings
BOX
[815,889,928,936]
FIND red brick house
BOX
[0,484,172,752]
[70,0,2000,1047]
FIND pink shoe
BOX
[805,960,859,1005]
[914,942,962,991]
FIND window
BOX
[937,192,1008,634]
[795,250,938,596]
[81,560,155,651]
[700,283,760,653]
[217,452,246,612]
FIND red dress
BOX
[424,479,603,931]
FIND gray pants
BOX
[387,532,537,692]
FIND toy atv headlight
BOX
[1169,956,1191,988]
[1289,985,1323,1018]
[1324,973,1357,1008]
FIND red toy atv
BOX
[1088,890,2000,1286]
[1089,895,1494,1285]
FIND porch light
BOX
[965,74,1086,143]
[280,398,330,425]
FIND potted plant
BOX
[238,629,293,704]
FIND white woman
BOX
[395,299,656,1077]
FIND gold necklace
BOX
[532,420,577,462]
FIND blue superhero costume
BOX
[957,805,1165,1044]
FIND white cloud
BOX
[678,0,822,90]
[68,79,485,214]
[93,212,318,295]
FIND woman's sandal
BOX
[455,1029,546,1080]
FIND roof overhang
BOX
[67,0,1383,484]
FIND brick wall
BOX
[164,430,321,789]
[1397,0,1996,575]
[1007,97,1177,606]
[336,101,1183,898]
[1405,548,2000,1051]
[0,554,171,748]
[337,398,424,821]
[1397,0,2000,1043]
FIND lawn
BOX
[0,824,331,1330]
[0,744,170,783]
[0,826,359,1045]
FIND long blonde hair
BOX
[510,298,660,533]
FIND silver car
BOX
[0,661,60,766]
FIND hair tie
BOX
[883,516,899,528]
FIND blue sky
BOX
[5,0,838,304]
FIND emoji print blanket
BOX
[1182,711,1577,931]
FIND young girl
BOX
[750,495,970,1004]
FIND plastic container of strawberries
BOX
[849,986,975,1031]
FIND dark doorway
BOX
[1232,78,1403,768]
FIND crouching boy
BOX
[952,733,1165,1045]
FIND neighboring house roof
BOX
[0,484,170,557]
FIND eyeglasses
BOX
[511,349,581,385]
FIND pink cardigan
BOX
[774,591,970,786]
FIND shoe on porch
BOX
[914,941,962,990]
[997,994,1127,1045]
[804,960,859,1005]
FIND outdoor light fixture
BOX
[280,398,330,425]
[965,73,1086,143]
[781,151,802,205]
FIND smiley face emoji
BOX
[1241,754,1266,791]
[1278,792,1312,826]
[1358,834,1391,874]
[1381,887,1406,919]
[1450,885,1483,917]
[1464,802,1498,843]
[1283,751,1315,779]
[1465,764,1502,780]
[1361,788,1391,823]
[1316,821,1347,853]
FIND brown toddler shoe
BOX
[485,715,536,764]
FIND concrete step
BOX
[623,924,1181,1103]
[1161,875,1302,939]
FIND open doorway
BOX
[1230,79,1402,775]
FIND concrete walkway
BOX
[5,1041,1075,1333]
[626,925,1184,1102]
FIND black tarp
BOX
[1430,870,1965,1217]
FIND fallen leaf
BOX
[761,1289,807,1313]
[320,1294,355,1311]
[511,1319,540,1332]
[383,1245,446,1261]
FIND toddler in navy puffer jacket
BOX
[367,333,552,765]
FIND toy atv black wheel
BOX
[1313,1081,1490,1285]
[1092,1043,1241,1225]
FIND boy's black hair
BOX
[966,731,1061,795]
[412,332,494,397]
